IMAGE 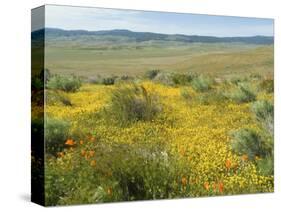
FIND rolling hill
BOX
[32,28,274,45]
[32,28,274,78]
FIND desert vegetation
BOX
[31,28,274,206]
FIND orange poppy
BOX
[65,139,75,146]
[225,159,231,169]
[79,140,84,145]
[89,136,96,142]
[181,177,188,186]
[204,182,210,191]
[89,150,95,157]
[218,182,224,193]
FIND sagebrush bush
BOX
[251,100,274,135]
[191,75,213,92]
[102,76,117,85]
[230,128,271,160]
[97,142,185,200]
[186,72,198,82]
[145,70,161,80]
[45,118,70,155]
[227,83,256,103]
[259,78,274,93]
[172,72,197,86]
[48,74,82,92]
[109,84,161,125]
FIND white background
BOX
[0,0,280,211]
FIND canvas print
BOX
[31,5,274,206]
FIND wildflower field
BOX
[31,13,274,204]
[32,68,274,205]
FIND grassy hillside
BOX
[30,28,273,78]
[44,43,273,78]
[175,46,273,77]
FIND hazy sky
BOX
[38,5,274,37]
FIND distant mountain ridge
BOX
[32,28,274,45]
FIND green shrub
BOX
[145,70,161,80]
[196,91,226,105]
[251,100,273,135]
[227,83,256,103]
[186,72,198,82]
[45,141,188,205]
[191,75,213,92]
[181,87,226,105]
[259,78,274,93]
[109,84,161,125]
[45,118,70,155]
[48,75,82,92]
[172,72,197,86]
[256,156,273,176]
[102,76,117,85]
[105,142,185,200]
[89,75,131,85]
[230,128,271,160]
